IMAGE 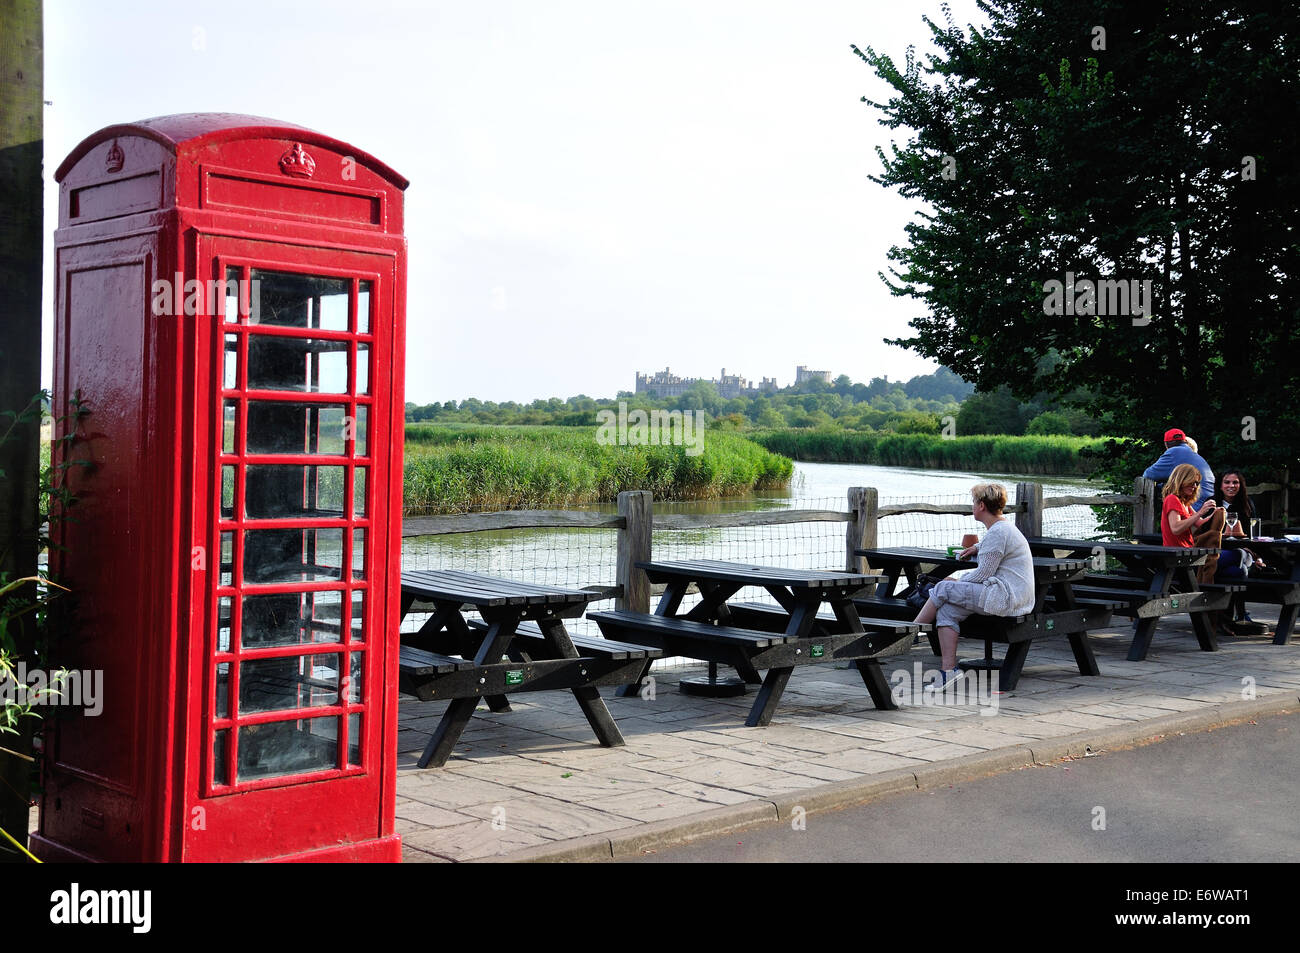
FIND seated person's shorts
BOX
[931,577,988,629]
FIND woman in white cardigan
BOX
[912,483,1036,690]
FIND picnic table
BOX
[1135,533,1300,645]
[1026,537,1240,661]
[397,569,659,767]
[588,559,916,727]
[855,546,1115,689]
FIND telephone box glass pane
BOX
[237,717,339,782]
[357,281,371,334]
[354,406,368,456]
[249,270,350,330]
[246,401,348,455]
[224,267,241,323]
[347,651,363,703]
[218,595,233,649]
[222,401,237,453]
[242,528,344,584]
[240,653,340,714]
[348,714,362,766]
[223,334,239,389]
[353,468,367,517]
[352,529,366,580]
[221,466,236,519]
[350,591,365,642]
[216,663,230,718]
[214,730,229,785]
[243,464,346,519]
[219,535,234,586]
[241,591,344,647]
[247,336,348,393]
[356,343,370,394]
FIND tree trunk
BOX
[0,0,44,862]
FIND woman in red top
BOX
[1162,463,1218,547]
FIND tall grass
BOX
[403,425,793,513]
[750,430,1104,475]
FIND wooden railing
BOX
[401,477,1296,613]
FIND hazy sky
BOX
[42,0,988,404]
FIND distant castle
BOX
[635,367,778,400]
[634,366,831,399]
[795,365,831,385]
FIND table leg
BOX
[1054,580,1100,677]
[418,614,520,767]
[1189,604,1219,653]
[746,667,794,727]
[1273,603,1299,645]
[1127,616,1160,661]
[616,580,690,697]
[854,659,898,710]
[445,610,512,713]
[537,619,625,748]
[997,642,1031,691]
[1067,632,1101,677]
[419,698,479,768]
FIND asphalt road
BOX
[625,711,1300,863]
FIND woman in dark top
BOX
[1214,469,1264,630]
[1214,470,1254,537]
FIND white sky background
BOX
[42,0,989,404]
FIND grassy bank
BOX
[750,430,1104,476]
[403,425,793,513]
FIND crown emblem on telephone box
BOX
[279,142,316,178]
[105,140,125,173]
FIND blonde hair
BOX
[971,482,1007,515]
[1164,463,1202,501]
[1184,436,1198,453]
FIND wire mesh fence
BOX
[399,485,1125,670]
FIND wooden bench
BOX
[722,601,916,658]
[587,609,908,725]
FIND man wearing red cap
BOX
[1143,427,1224,579]
[1144,428,1216,504]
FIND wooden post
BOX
[1014,482,1043,538]
[1133,477,1156,536]
[616,490,652,613]
[846,487,877,572]
[0,0,43,862]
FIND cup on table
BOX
[1251,518,1262,538]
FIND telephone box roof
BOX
[55,112,408,189]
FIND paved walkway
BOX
[394,610,1300,862]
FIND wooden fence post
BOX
[846,487,877,572]
[1133,477,1156,537]
[1014,482,1043,538]
[616,490,652,613]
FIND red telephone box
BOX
[36,115,407,862]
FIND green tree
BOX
[855,0,1300,483]
[1026,410,1073,435]
[956,387,1025,435]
